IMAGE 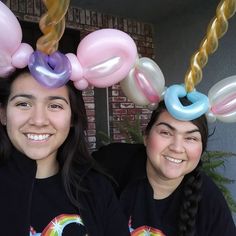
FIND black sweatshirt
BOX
[0,149,130,235]
[93,143,236,235]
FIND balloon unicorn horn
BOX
[184,0,236,92]
[28,0,72,88]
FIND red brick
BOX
[86,110,95,116]
[87,130,96,136]
[112,128,121,134]
[73,8,80,23]
[112,84,121,89]
[121,115,135,121]
[139,114,149,120]
[83,89,94,96]
[112,103,120,109]
[88,136,96,143]
[80,9,86,24]
[85,103,95,109]
[87,116,95,122]
[120,103,134,109]
[112,90,119,96]
[113,109,127,115]
[113,133,125,140]
[127,109,140,115]
[111,115,121,121]
[111,97,127,102]
[88,123,96,129]
[83,96,94,103]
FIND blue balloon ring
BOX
[164,84,209,121]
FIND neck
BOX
[36,157,59,179]
[146,161,184,199]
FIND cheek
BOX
[145,133,167,153]
[53,113,71,131]
[187,144,202,161]
[6,117,20,144]
[6,112,21,128]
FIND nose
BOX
[29,106,49,126]
[168,136,185,153]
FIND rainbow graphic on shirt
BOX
[30,213,85,236]
[130,225,166,236]
[129,217,166,236]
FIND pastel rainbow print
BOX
[41,214,84,236]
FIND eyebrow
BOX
[9,94,69,104]
[156,122,200,134]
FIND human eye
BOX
[48,103,63,111]
[159,129,172,137]
[15,101,31,109]
[185,136,200,142]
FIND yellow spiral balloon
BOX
[185,0,236,92]
[36,0,70,54]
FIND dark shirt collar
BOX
[9,148,37,178]
[128,145,148,183]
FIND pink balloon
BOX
[134,68,160,103]
[0,2,33,76]
[65,53,83,81]
[0,51,15,77]
[208,75,236,122]
[211,93,236,115]
[120,57,165,106]
[73,79,89,90]
[74,28,137,88]
[12,43,34,68]
[0,2,22,54]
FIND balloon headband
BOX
[0,0,236,123]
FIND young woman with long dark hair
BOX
[0,68,130,235]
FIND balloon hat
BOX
[0,0,137,90]
[121,0,236,123]
[0,0,236,123]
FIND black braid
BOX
[178,162,203,236]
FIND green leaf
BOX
[202,160,225,169]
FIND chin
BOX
[23,150,55,161]
[164,171,184,180]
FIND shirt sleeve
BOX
[92,143,146,195]
[96,173,131,236]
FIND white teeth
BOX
[165,156,183,164]
[27,134,50,141]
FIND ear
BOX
[0,107,7,126]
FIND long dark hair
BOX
[145,98,208,236]
[0,68,98,210]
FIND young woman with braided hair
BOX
[93,98,236,235]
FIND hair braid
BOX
[178,162,203,236]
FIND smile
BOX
[164,156,183,164]
[26,133,50,141]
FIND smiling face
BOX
[3,73,72,175]
[144,110,203,184]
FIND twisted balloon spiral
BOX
[185,0,236,92]
[36,0,70,54]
